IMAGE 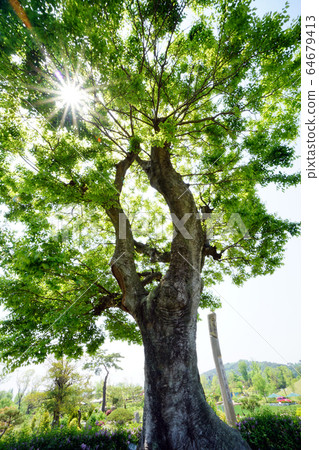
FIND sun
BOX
[58,82,85,109]
[52,80,89,128]
[35,67,94,129]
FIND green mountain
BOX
[202,360,301,381]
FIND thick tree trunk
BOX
[110,145,250,448]
[136,293,250,450]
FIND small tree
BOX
[15,369,35,411]
[22,391,46,415]
[279,366,294,395]
[44,358,84,427]
[228,370,244,396]
[84,350,123,412]
[107,383,144,409]
[0,391,14,409]
[252,373,269,400]
[238,361,251,388]
[0,406,22,439]
[39,411,51,432]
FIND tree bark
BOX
[102,372,108,412]
[52,407,60,428]
[135,288,250,450]
[109,145,250,448]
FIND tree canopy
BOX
[0,0,300,370]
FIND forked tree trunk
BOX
[136,292,250,450]
[110,145,250,448]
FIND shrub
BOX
[236,408,301,449]
[86,410,107,428]
[0,426,141,449]
[68,417,80,430]
[240,395,261,414]
[216,409,227,423]
[0,406,22,437]
[126,421,143,432]
[39,411,51,432]
[60,415,69,428]
[30,415,37,431]
[106,408,134,425]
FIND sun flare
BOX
[34,66,93,129]
[57,82,86,111]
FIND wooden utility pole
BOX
[208,312,237,427]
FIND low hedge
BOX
[0,409,300,449]
[0,427,142,449]
[236,409,301,449]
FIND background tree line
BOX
[201,359,301,403]
[0,354,144,439]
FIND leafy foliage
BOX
[203,360,301,384]
[0,392,14,409]
[0,426,141,449]
[240,395,261,414]
[106,407,134,425]
[0,0,300,370]
[236,409,301,449]
[102,384,144,410]
[44,358,92,427]
[0,406,22,438]
[83,351,123,377]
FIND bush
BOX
[216,409,227,423]
[86,410,107,428]
[236,408,301,449]
[39,411,51,432]
[30,415,37,431]
[60,415,69,428]
[68,417,80,430]
[0,426,141,449]
[0,406,22,437]
[126,421,143,432]
[240,395,261,414]
[106,408,134,425]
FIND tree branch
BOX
[136,145,204,279]
[91,292,125,315]
[105,154,147,315]
[134,240,171,263]
[203,244,222,260]
[140,271,163,286]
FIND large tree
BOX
[0,0,300,447]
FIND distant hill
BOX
[202,360,301,381]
